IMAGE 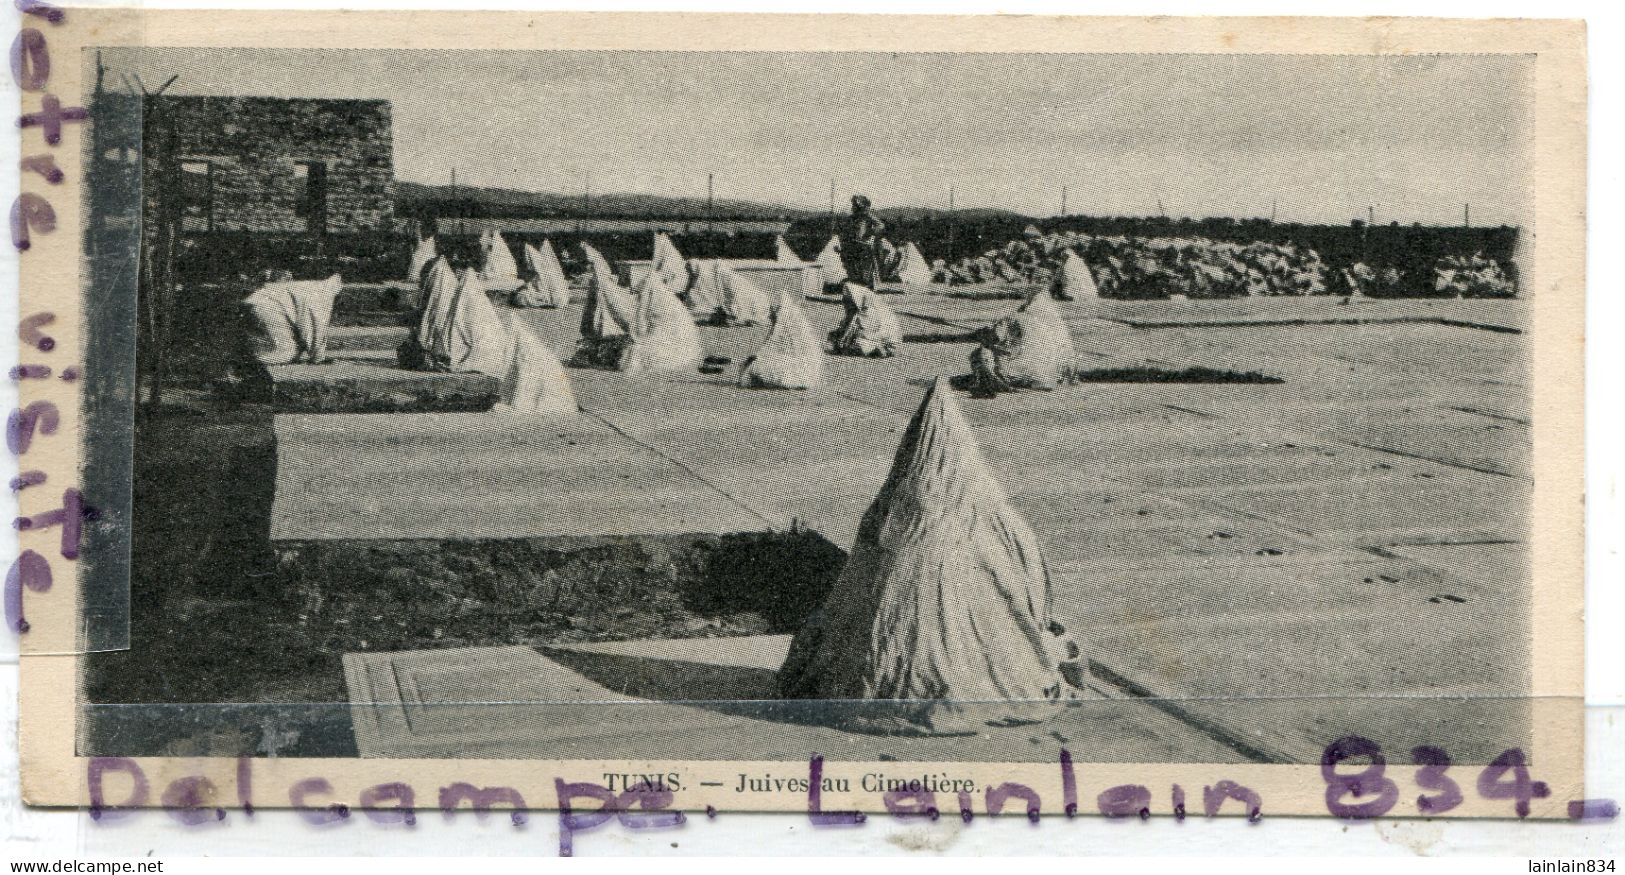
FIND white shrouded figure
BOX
[971,287,1077,390]
[480,231,521,288]
[717,265,774,326]
[684,258,725,320]
[739,297,824,390]
[1058,250,1100,300]
[579,242,635,338]
[1019,287,1074,362]
[653,232,688,292]
[829,282,902,358]
[777,378,1068,733]
[620,270,704,373]
[514,239,571,308]
[491,327,578,415]
[475,230,495,279]
[243,274,344,365]
[815,236,845,287]
[895,242,932,285]
[415,257,460,355]
[774,235,801,263]
[426,269,511,376]
[406,236,436,285]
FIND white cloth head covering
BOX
[513,239,571,308]
[740,297,824,389]
[407,236,436,284]
[244,274,343,365]
[620,270,703,373]
[491,327,577,415]
[423,268,511,376]
[480,231,521,288]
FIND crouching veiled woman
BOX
[740,297,824,390]
[617,270,704,374]
[512,239,571,308]
[568,245,638,369]
[242,273,344,366]
[958,289,1076,397]
[776,379,1083,735]
[490,327,578,416]
[427,267,511,376]
[398,257,510,377]
[828,281,902,358]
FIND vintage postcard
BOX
[13,10,1587,823]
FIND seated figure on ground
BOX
[490,327,578,415]
[398,255,455,369]
[774,235,801,264]
[570,244,638,369]
[828,281,902,358]
[1053,249,1100,301]
[653,232,688,292]
[717,265,774,326]
[815,236,846,289]
[414,265,511,377]
[957,288,1077,397]
[739,297,824,390]
[480,231,521,289]
[683,258,726,322]
[512,239,571,308]
[406,235,437,290]
[618,270,704,373]
[894,241,933,285]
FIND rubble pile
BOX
[938,229,1520,300]
[942,230,1333,298]
[1431,252,1517,298]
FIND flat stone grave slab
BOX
[328,325,409,353]
[1196,474,1525,547]
[342,637,1245,763]
[267,361,499,414]
[1237,403,1530,478]
[1057,544,1529,764]
[334,282,416,315]
[271,411,769,542]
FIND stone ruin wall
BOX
[146,95,395,234]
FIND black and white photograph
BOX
[59,37,1560,790]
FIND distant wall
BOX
[169,229,796,284]
[141,95,395,235]
[428,217,792,236]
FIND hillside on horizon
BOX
[394,180,1037,223]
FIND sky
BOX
[96,47,1534,226]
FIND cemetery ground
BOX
[82,286,1532,767]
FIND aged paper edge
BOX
[14,9,1587,816]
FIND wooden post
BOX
[143,94,179,410]
[828,178,836,237]
[451,167,463,235]
[87,53,106,243]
